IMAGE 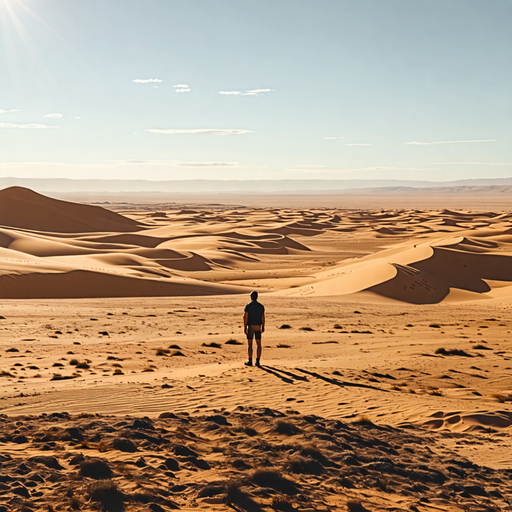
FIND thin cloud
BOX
[74,117,81,120]
[405,139,496,145]
[433,162,511,166]
[345,143,372,146]
[324,137,336,140]
[279,166,440,175]
[43,113,63,119]
[109,160,238,167]
[174,84,190,93]
[0,123,60,129]
[219,88,274,96]
[1,109,20,113]
[144,128,253,136]
[133,78,163,83]
[293,165,327,169]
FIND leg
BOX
[256,339,262,360]
[245,327,254,366]
[255,331,262,366]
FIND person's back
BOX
[244,299,264,326]
[243,291,265,367]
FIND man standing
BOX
[243,291,265,367]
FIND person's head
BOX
[250,291,258,301]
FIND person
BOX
[243,291,265,367]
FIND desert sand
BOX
[1,186,512,512]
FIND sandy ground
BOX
[1,186,512,511]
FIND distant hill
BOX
[1,176,512,194]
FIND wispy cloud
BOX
[0,109,20,114]
[0,123,60,129]
[345,143,372,146]
[293,165,326,169]
[43,113,63,119]
[74,117,81,120]
[279,166,440,175]
[108,160,238,167]
[219,88,274,96]
[405,139,496,145]
[144,128,253,136]
[133,78,163,83]
[324,136,344,140]
[174,84,190,93]
[433,162,512,166]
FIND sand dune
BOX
[2,187,512,302]
[0,186,142,233]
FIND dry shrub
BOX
[435,347,472,357]
[271,495,295,511]
[491,392,512,403]
[346,499,369,512]
[80,458,113,480]
[225,478,245,503]
[279,324,292,329]
[250,469,298,495]
[88,480,125,512]
[225,338,243,345]
[288,455,323,475]
[156,348,170,356]
[69,359,79,365]
[69,496,81,510]
[425,386,444,397]
[299,327,314,332]
[274,419,301,436]
[277,343,292,348]
[198,483,225,497]
[353,415,373,425]
[202,342,222,348]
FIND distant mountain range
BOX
[1,177,512,193]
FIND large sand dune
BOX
[2,187,512,302]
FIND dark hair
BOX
[250,291,258,301]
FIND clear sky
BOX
[0,0,511,182]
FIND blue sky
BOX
[0,0,511,181]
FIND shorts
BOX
[247,326,262,341]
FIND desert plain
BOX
[1,186,512,512]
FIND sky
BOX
[0,0,511,182]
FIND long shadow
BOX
[264,365,309,382]
[295,368,388,393]
[258,366,294,384]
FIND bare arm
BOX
[261,312,265,332]
[243,311,248,334]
